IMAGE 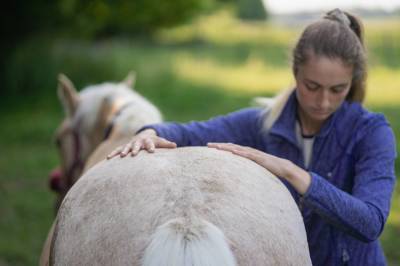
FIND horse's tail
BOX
[142,217,236,266]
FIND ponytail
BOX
[292,9,367,103]
[324,8,365,48]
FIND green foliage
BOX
[366,20,400,68]
[57,0,213,37]
[0,1,62,42]
[0,0,215,95]
[0,1,62,90]
[236,0,268,21]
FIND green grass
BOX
[1,9,399,265]
[0,110,59,266]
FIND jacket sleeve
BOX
[303,123,397,242]
[138,108,264,147]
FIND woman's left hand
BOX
[207,142,312,195]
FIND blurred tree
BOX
[0,0,270,101]
[236,0,268,21]
[0,0,62,100]
[0,0,213,100]
[58,0,213,37]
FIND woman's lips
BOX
[312,109,330,116]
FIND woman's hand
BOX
[207,142,312,195]
[107,129,177,159]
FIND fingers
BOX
[208,142,285,177]
[131,141,142,156]
[107,140,140,159]
[158,138,177,148]
[231,148,254,160]
[208,142,238,152]
[107,136,177,159]
[107,146,123,159]
[143,138,155,153]
[208,142,225,149]
[120,143,132,157]
[208,142,258,160]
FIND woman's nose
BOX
[317,89,330,109]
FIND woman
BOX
[108,9,396,266]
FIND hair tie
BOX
[324,8,351,27]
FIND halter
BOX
[53,102,135,193]
[61,119,85,190]
[102,102,135,140]
[64,128,84,188]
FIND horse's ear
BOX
[57,73,79,118]
[122,71,136,89]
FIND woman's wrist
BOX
[284,161,312,195]
[138,128,157,136]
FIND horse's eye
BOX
[55,138,61,148]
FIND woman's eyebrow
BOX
[331,82,349,89]
[304,78,321,86]
[305,78,348,88]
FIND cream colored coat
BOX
[41,72,162,265]
[50,147,311,266]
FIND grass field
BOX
[0,9,399,265]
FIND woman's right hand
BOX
[106,129,177,159]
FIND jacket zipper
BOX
[342,249,350,265]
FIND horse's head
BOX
[49,73,137,209]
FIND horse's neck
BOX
[78,86,161,154]
[77,91,132,152]
[111,99,162,137]
[97,91,162,140]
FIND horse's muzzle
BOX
[49,167,64,193]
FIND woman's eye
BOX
[331,86,346,93]
[305,83,319,91]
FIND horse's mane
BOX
[72,83,135,135]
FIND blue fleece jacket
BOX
[142,92,397,266]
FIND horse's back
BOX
[51,147,311,266]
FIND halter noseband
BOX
[57,102,135,193]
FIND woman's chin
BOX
[314,114,330,122]
[309,111,331,122]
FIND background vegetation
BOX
[0,1,399,265]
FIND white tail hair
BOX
[142,218,236,266]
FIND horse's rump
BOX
[51,147,311,266]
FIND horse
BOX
[50,147,312,265]
[49,72,162,209]
[41,79,311,265]
[40,72,162,266]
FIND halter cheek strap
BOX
[53,102,134,194]
[49,127,84,193]
[65,129,84,188]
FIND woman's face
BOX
[295,54,353,124]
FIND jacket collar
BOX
[268,90,346,145]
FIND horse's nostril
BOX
[49,168,64,192]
